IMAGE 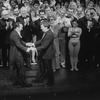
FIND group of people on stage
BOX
[0,0,100,87]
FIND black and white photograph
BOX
[0,0,100,100]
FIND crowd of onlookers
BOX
[0,0,100,72]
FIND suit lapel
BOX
[41,30,50,41]
[15,30,22,38]
[41,33,47,41]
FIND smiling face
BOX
[34,3,39,10]
[19,23,23,31]
[85,13,91,20]
[29,0,32,4]
[1,10,10,19]
[44,1,49,6]
[41,24,48,32]
[39,11,46,19]
[49,17,55,26]
[20,7,29,17]
[72,21,78,28]
[10,0,16,7]
[56,4,60,9]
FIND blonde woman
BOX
[68,19,82,71]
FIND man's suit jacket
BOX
[0,18,6,46]
[78,16,97,45]
[0,18,15,45]
[9,30,28,68]
[34,18,43,41]
[78,16,89,42]
[16,16,34,42]
[35,29,55,59]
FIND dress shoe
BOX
[21,83,32,88]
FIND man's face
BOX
[72,21,78,27]
[50,18,55,26]
[34,4,39,10]
[77,10,82,16]
[40,12,45,19]
[60,12,65,18]
[85,13,91,20]
[19,24,23,31]
[10,1,16,7]
[41,24,47,32]
[46,8,51,14]
[21,10,28,17]
[44,1,49,6]
[56,4,60,9]
[29,0,32,4]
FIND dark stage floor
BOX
[0,63,100,100]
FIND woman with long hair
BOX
[68,19,82,71]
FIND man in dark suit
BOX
[32,19,55,86]
[78,11,97,69]
[16,6,35,70]
[9,22,33,87]
[33,9,46,41]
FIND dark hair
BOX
[71,18,78,27]
[14,22,22,29]
[41,19,50,29]
[61,26,68,33]
[50,6,55,11]
[10,0,18,5]
[39,9,45,15]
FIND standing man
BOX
[9,22,33,87]
[78,11,97,68]
[33,19,55,86]
[17,6,34,70]
[33,9,46,41]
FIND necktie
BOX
[42,33,46,40]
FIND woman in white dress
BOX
[68,19,82,71]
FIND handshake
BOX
[27,47,37,52]
[26,42,36,52]
[26,42,35,47]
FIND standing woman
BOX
[68,19,82,71]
